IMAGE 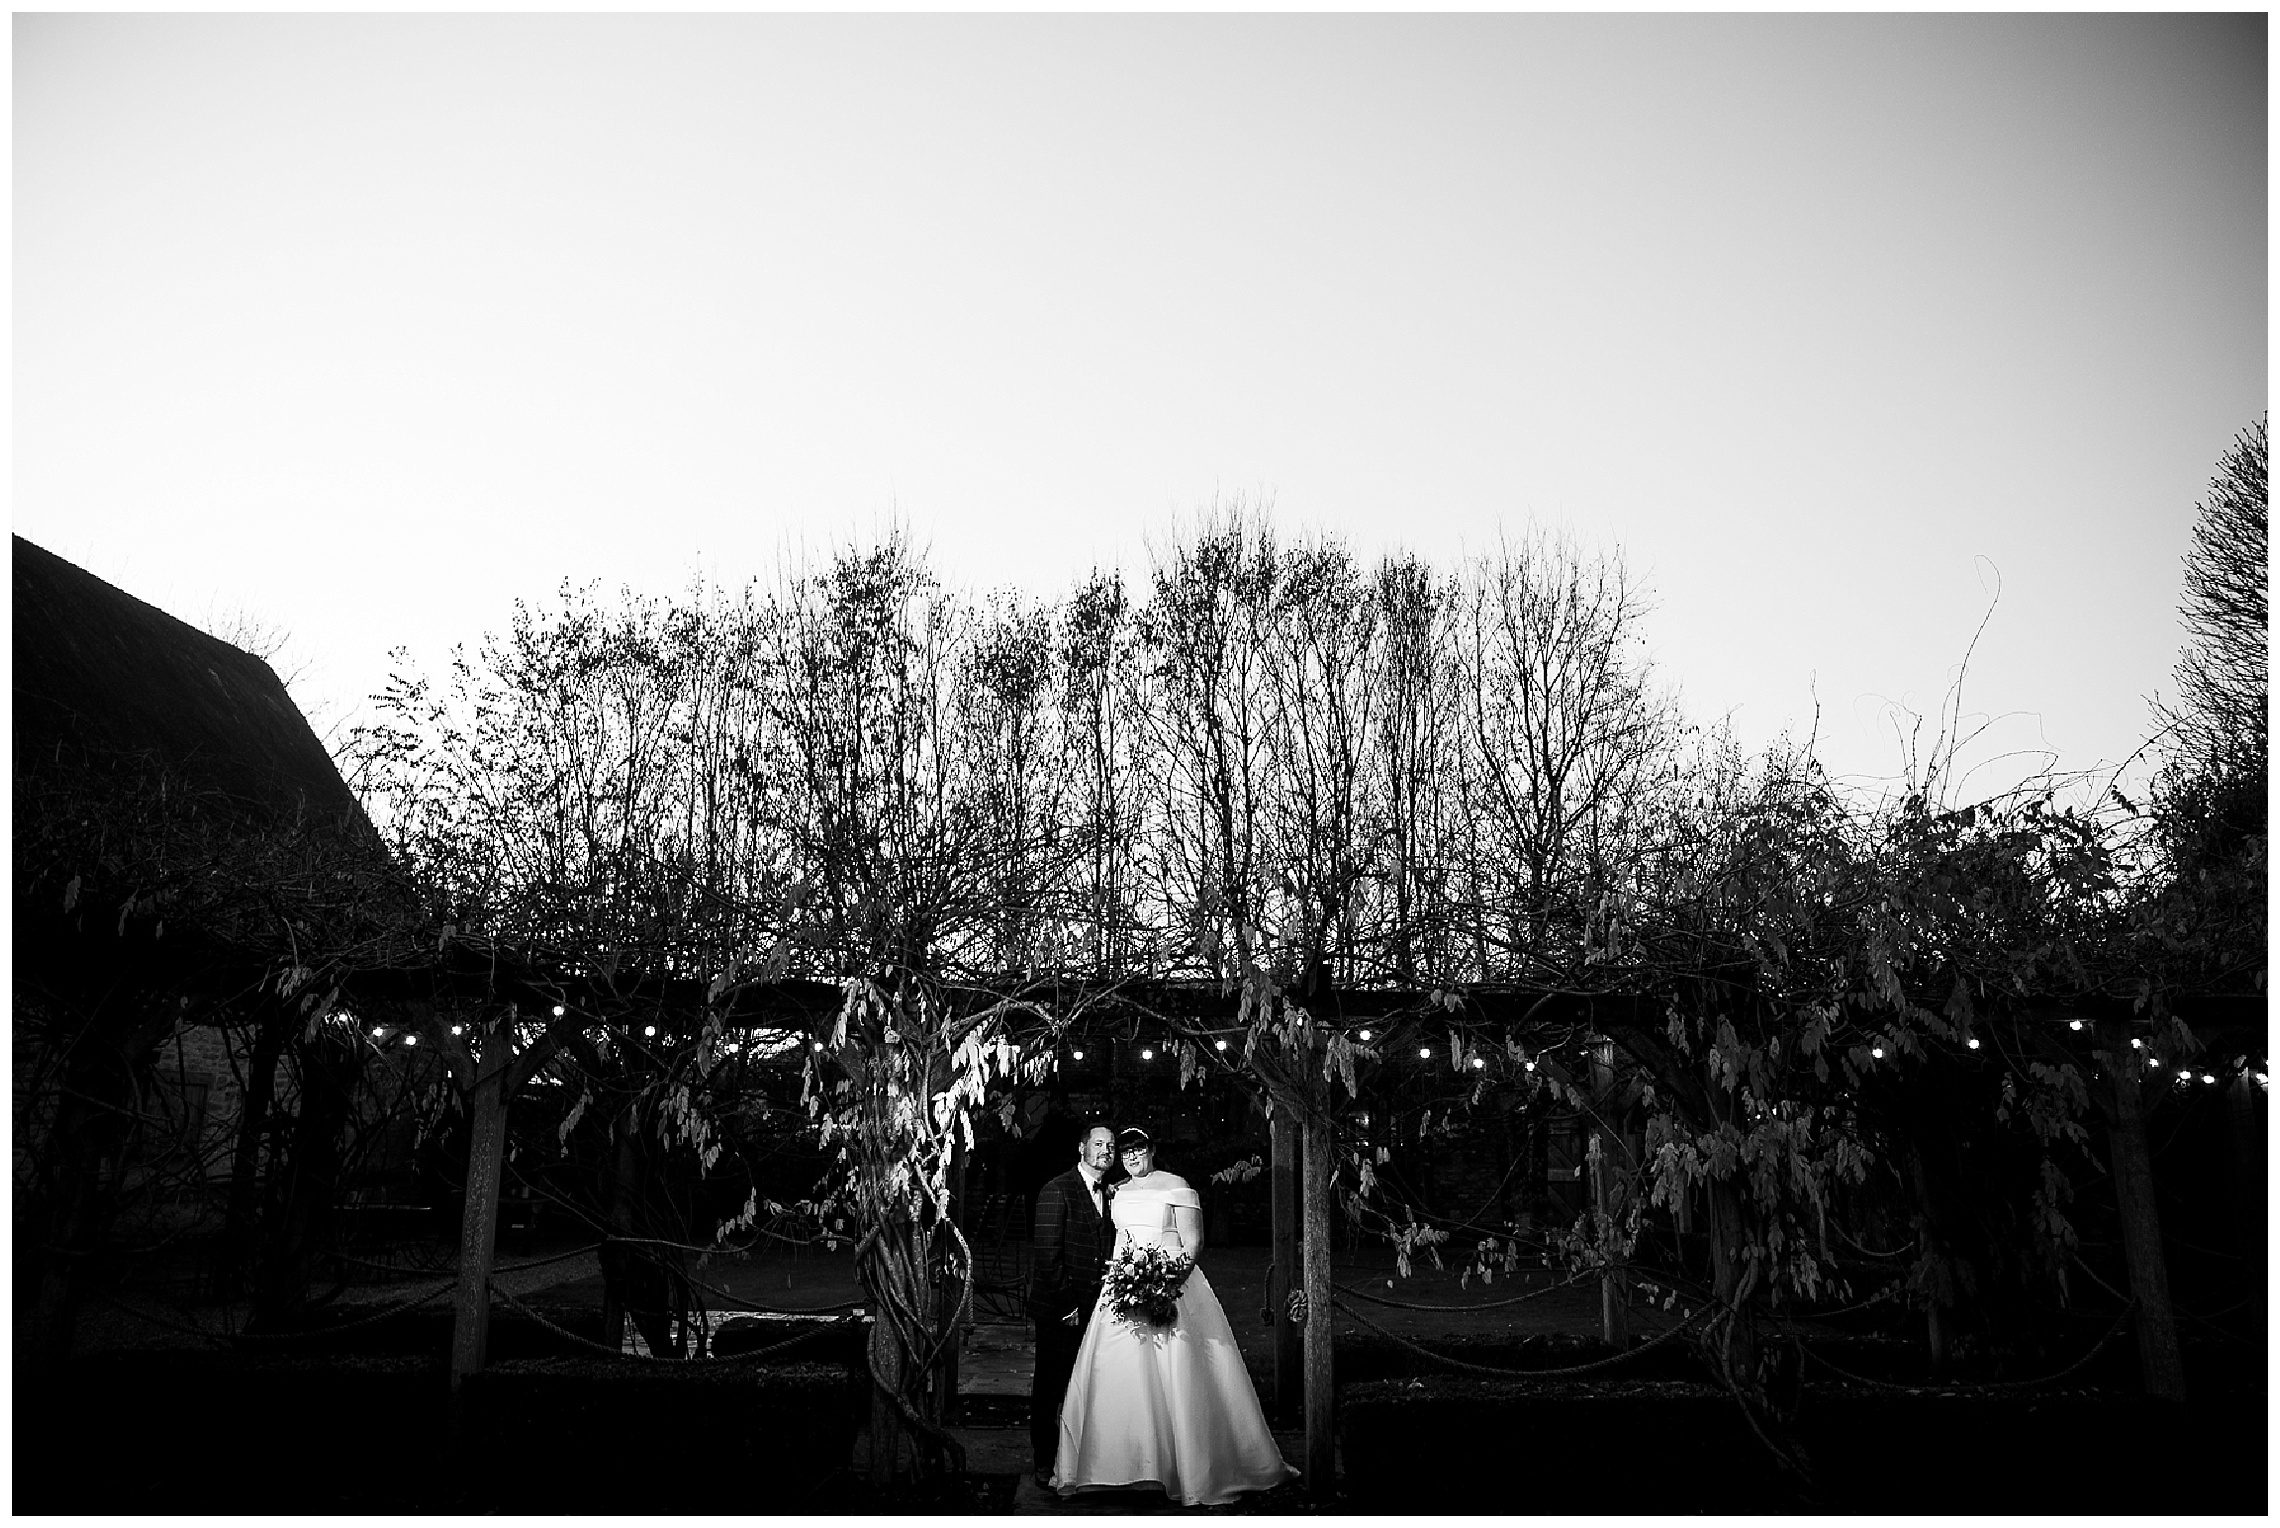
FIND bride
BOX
[1052,1126,1297,1506]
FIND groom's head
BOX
[1077,1121,1114,1173]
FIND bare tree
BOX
[1450,530,1674,982]
[1258,535,1385,991]
[1132,508,1282,982]
[1054,570,1145,971]
[1368,553,1464,985]
[2165,416,2268,772]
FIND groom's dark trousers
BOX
[1028,1167,1109,1474]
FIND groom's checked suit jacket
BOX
[1027,1167,1112,1323]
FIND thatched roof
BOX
[13,534,362,826]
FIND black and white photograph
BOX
[13,11,2265,1516]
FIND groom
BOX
[1027,1120,1116,1484]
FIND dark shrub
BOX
[18,1352,453,1513]
[1339,1376,2246,1514]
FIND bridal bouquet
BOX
[1102,1242,1193,1327]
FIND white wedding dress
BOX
[1051,1176,1297,1505]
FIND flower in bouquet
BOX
[1103,1241,1194,1327]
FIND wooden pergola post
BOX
[1300,1102,1335,1501]
[1270,1108,1303,1423]
[1587,1039,1628,1350]
[448,1053,512,1398]
[439,1001,567,1407]
[2093,1016,2185,1404]
[2224,1071,2265,1276]
[1589,1131,1629,1350]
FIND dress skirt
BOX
[1051,1263,1297,1506]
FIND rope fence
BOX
[331,1235,869,1318]
[2068,1250,2253,1342]
[1759,1277,1907,1324]
[1330,1290,1711,1379]
[485,1277,863,1366]
[677,1261,868,1318]
[1334,1265,1597,1312]
[95,1277,460,1347]
[1798,1300,2137,1395]
[337,1239,609,1281]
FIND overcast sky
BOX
[15,13,2266,802]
